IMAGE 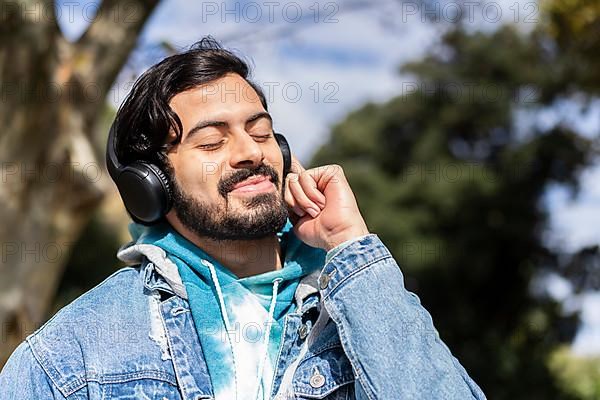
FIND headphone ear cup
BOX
[146,163,173,201]
[115,162,172,225]
[274,133,292,177]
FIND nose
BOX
[228,130,264,169]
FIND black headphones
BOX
[106,121,292,226]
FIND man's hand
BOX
[284,156,370,251]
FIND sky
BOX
[56,0,599,355]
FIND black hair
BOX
[113,36,268,170]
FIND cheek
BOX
[265,146,284,182]
[172,154,223,199]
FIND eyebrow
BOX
[184,111,273,143]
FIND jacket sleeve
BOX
[321,234,486,400]
[0,341,67,399]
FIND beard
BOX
[169,163,289,241]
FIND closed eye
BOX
[197,134,272,151]
[252,134,273,141]
[198,141,225,150]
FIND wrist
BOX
[324,226,370,252]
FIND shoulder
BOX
[24,266,162,397]
[0,341,67,399]
[33,266,145,334]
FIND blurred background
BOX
[1,0,599,398]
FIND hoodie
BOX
[126,218,326,400]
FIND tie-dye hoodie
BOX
[130,219,326,400]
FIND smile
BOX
[230,175,275,195]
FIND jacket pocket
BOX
[293,345,355,399]
[100,377,182,399]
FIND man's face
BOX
[165,73,288,240]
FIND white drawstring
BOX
[203,259,283,400]
[253,277,282,400]
[203,259,239,400]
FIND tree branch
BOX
[72,0,160,103]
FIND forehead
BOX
[169,73,264,124]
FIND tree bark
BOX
[0,0,159,367]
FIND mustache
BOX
[217,164,280,197]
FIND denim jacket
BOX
[0,234,486,399]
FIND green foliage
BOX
[549,347,600,400]
[542,0,600,93]
[311,22,596,400]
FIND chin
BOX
[232,191,280,209]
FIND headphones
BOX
[106,121,292,226]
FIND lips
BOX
[232,175,271,190]
[230,176,275,194]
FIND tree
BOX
[310,20,596,400]
[0,0,160,366]
[542,0,600,93]
[549,346,600,400]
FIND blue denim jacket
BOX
[0,234,486,399]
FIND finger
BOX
[290,154,305,174]
[287,173,321,218]
[284,176,306,217]
[298,171,326,208]
[308,164,347,191]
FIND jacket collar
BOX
[117,240,321,310]
[117,242,186,298]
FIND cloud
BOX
[547,164,600,252]
[572,293,600,356]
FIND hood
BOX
[116,218,324,309]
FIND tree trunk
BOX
[0,0,159,367]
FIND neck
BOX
[168,219,283,278]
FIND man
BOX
[0,38,486,399]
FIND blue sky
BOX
[56,0,600,354]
